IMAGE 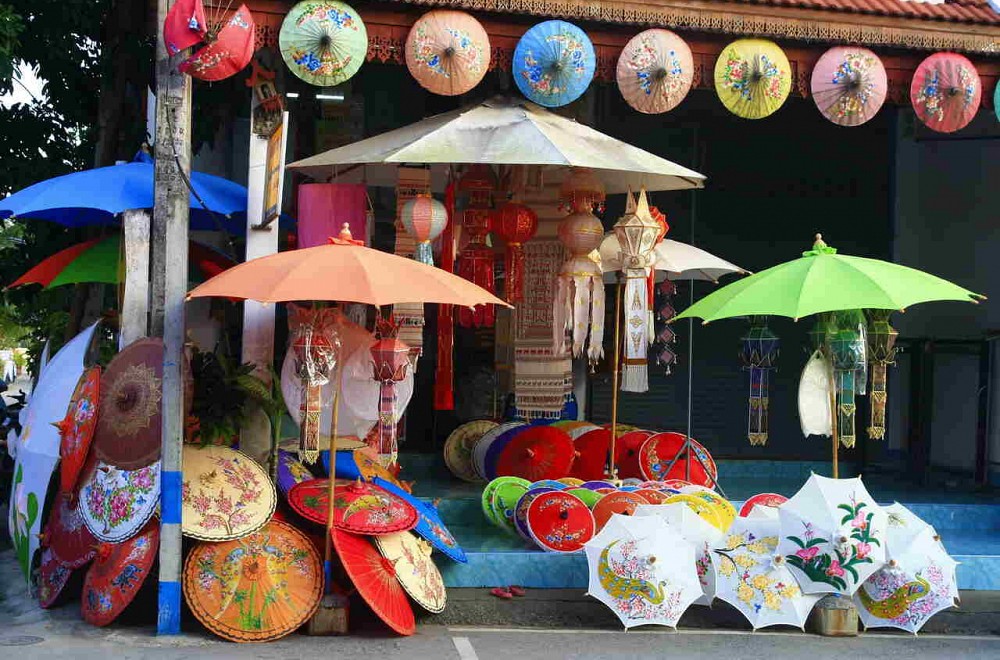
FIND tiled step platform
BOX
[396,454,1000,591]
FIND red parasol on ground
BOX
[526,490,595,553]
[57,366,100,494]
[288,478,418,534]
[38,547,74,609]
[333,528,416,636]
[738,492,788,517]
[93,338,163,470]
[42,495,97,569]
[614,430,652,479]
[638,432,717,488]
[179,4,256,82]
[911,52,982,134]
[569,428,611,482]
[496,426,575,482]
[592,491,646,533]
[81,520,159,627]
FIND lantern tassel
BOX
[415,241,434,266]
[588,277,605,365]
[748,368,769,446]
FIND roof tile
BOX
[741,0,1000,24]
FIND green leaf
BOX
[805,538,826,548]
[786,535,807,549]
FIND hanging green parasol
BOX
[279,1,368,87]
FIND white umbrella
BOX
[583,513,702,628]
[714,514,823,630]
[287,96,705,193]
[853,503,959,633]
[8,322,99,581]
[635,502,724,606]
[778,474,888,596]
[599,237,747,283]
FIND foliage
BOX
[0,4,21,85]
[187,347,260,446]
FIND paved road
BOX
[1,623,998,659]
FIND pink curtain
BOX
[297,183,368,248]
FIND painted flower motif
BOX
[826,560,845,578]
[737,583,755,603]
[795,547,819,562]
[855,542,871,560]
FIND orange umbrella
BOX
[333,528,416,636]
[405,10,491,97]
[187,229,511,308]
[82,520,159,626]
[183,520,323,642]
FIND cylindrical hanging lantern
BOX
[456,165,496,328]
[493,201,538,304]
[866,309,898,441]
[400,194,448,265]
[739,316,779,446]
[829,311,866,449]
[370,315,412,468]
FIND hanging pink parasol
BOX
[811,46,887,127]
[616,29,693,115]
[405,10,491,97]
[179,4,256,82]
[911,52,982,134]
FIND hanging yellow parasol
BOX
[714,38,791,120]
[181,446,276,542]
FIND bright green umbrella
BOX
[673,234,983,324]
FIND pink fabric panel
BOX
[297,183,368,248]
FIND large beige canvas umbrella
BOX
[287,96,705,193]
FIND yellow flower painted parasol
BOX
[714,38,791,120]
[181,446,276,542]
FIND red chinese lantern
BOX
[492,201,538,304]
[370,316,412,467]
[456,165,496,327]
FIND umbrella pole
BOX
[826,346,840,479]
[324,361,344,590]
[608,279,623,482]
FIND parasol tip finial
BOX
[339,223,353,241]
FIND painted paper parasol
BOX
[663,493,723,531]
[183,520,323,642]
[682,488,737,532]
[715,38,791,120]
[615,430,653,480]
[38,547,74,609]
[374,477,467,563]
[42,494,97,569]
[79,457,160,543]
[514,486,557,541]
[484,475,531,536]
[995,81,1000,123]
[163,0,207,55]
[911,52,982,133]
[181,446,276,541]
[484,423,529,481]
[81,521,159,627]
[811,47,887,127]
[474,421,525,481]
[279,0,368,87]
[592,491,646,533]
[405,10,490,97]
[93,338,163,470]
[616,29,693,114]
[444,419,497,482]
[56,366,100,494]
[288,478,418,534]
[277,450,315,495]
[526,490,595,553]
[567,487,603,509]
[323,447,400,484]
[637,501,723,605]
[740,493,788,518]
[333,528,416,635]
[513,20,595,108]
[570,428,611,482]
[496,425,575,482]
[638,432,717,487]
[374,531,447,613]
[180,4,256,82]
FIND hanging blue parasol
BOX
[513,20,595,108]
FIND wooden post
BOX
[608,280,623,482]
[120,210,150,349]
[152,0,191,636]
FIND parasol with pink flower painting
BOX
[777,474,888,596]
[853,502,958,633]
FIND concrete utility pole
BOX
[152,0,191,636]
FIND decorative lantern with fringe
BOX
[289,305,341,464]
[866,309,898,440]
[830,310,867,448]
[370,315,411,467]
[457,165,496,327]
[612,188,661,392]
[493,201,538,304]
[400,194,448,265]
[554,168,606,367]
[740,315,779,446]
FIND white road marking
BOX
[453,636,480,660]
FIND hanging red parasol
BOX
[614,430,653,479]
[496,426,575,482]
[81,520,159,627]
[638,432,717,488]
[179,4,257,82]
[526,490,595,553]
[93,338,163,470]
[569,428,611,482]
[164,0,208,55]
[38,547,74,609]
[57,366,100,494]
[810,46,887,127]
[288,478,418,534]
[591,491,646,533]
[911,52,982,134]
[42,494,97,569]
[333,528,416,636]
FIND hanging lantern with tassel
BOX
[554,168,606,367]
[370,314,412,468]
[493,201,538,304]
[288,304,341,464]
[400,193,448,266]
[654,279,678,374]
[612,187,661,392]
[456,165,497,327]
[866,309,898,440]
[829,310,867,449]
[740,315,780,446]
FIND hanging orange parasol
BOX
[81,520,159,627]
[181,446,276,542]
[288,478,418,534]
[405,10,491,97]
[333,528,416,636]
[57,366,100,494]
[93,339,163,470]
[373,531,447,613]
[41,494,97,569]
[183,520,323,642]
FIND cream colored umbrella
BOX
[600,236,747,283]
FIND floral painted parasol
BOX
[181,446,276,542]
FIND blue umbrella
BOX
[373,477,468,564]
[0,161,249,233]
[513,20,595,108]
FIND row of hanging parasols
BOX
[162,1,996,134]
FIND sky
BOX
[0,64,46,108]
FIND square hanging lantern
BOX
[371,337,412,383]
[612,188,660,271]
